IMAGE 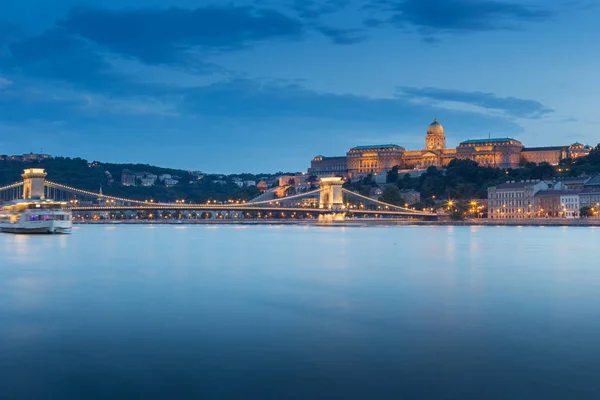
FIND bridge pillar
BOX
[319,177,345,212]
[22,168,47,200]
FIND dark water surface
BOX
[1,225,600,399]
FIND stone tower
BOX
[22,168,47,199]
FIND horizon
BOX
[1,0,599,173]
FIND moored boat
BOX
[0,198,72,234]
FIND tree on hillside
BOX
[380,185,405,206]
[387,166,400,183]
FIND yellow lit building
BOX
[345,119,456,177]
[309,119,593,178]
[521,143,593,165]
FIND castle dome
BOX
[427,119,444,136]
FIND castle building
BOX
[346,145,405,175]
[308,119,592,178]
[309,156,351,177]
[456,138,523,168]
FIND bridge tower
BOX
[22,168,47,199]
[319,177,345,211]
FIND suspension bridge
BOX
[0,169,437,221]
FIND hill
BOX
[0,157,278,203]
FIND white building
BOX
[139,178,156,187]
[164,178,179,186]
[560,193,580,218]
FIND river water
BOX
[1,225,599,399]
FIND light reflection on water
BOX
[0,225,599,399]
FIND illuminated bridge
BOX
[0,169,437,221]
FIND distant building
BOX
[189,171,205,180]
[585,174,600,188]
[104,170,114,185]
[310,119,592,177]
[369,187,383,199]
[121,169,136,186]
[579,188,600,209]
[244,180,256,187]
[554,176,590,191]
[488,180,551,219]
[456,138,523,168]
[346,145,405,177]
[560,192,580,218]
[158,174,172,182]
[257,181,268,192]
[164,178,179,186]
[1,153,52,162]
[400,189,421,205]
[278,174,307,187]
[534,190,571,218]
[308,156,347,177]
[579,175,600,209]
[139,178,155,187]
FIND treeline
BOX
[0,157,272,203]
[559,145,600,176]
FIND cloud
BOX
[370,0,552,33]
[0,77,12,89]
[292,0,352,19]
[6,28,115,85]
[315,26,366,44]
[1,27,219,94]
[0,74,522,134]
[396,86,553,119]
[177,79,522,132]
[57,6,304,65]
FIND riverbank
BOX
[74,218,600,227]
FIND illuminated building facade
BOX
[456,138,523,168]
[308,119,593,178]
[521,143,593,165]
[308,156,348,177]
[346,145,405,175]
[487,180,551,219]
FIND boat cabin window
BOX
[28,214,70,221]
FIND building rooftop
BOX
[351,144,403,150]
[493,180,546,189]
[579,187,600,194]
[535,190,577,197]
[460,138,519,144]
[556,176,590,182]
[522,146,566,152]
[314,155,346,160]
[584,174,600,187]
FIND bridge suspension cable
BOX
[0,181,24,192]
[342,188,433,215]
[0,181,24,202]
[44,181,166,205]
[244,188,323,206]
[44,181,322,208]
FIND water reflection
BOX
[0,225,599,399]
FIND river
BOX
[1,225,599,399]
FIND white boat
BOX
[0,198,72,234]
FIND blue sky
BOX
[0,0,598,173]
